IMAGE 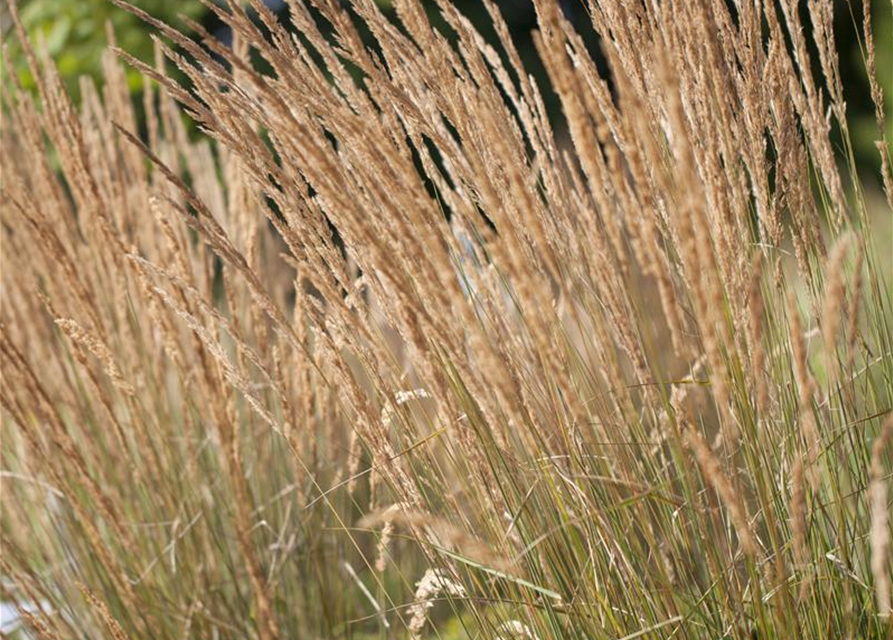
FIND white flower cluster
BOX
[407,568,466,639]
[497,620,539,639]
[382,388,432,428]
[395,388,432,405]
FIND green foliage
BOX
[2,0,206,96]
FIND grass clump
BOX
[1,0,892,638]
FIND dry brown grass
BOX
[1,0,892,638]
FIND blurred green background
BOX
[2,0,206,92]
[1,0,891,189]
